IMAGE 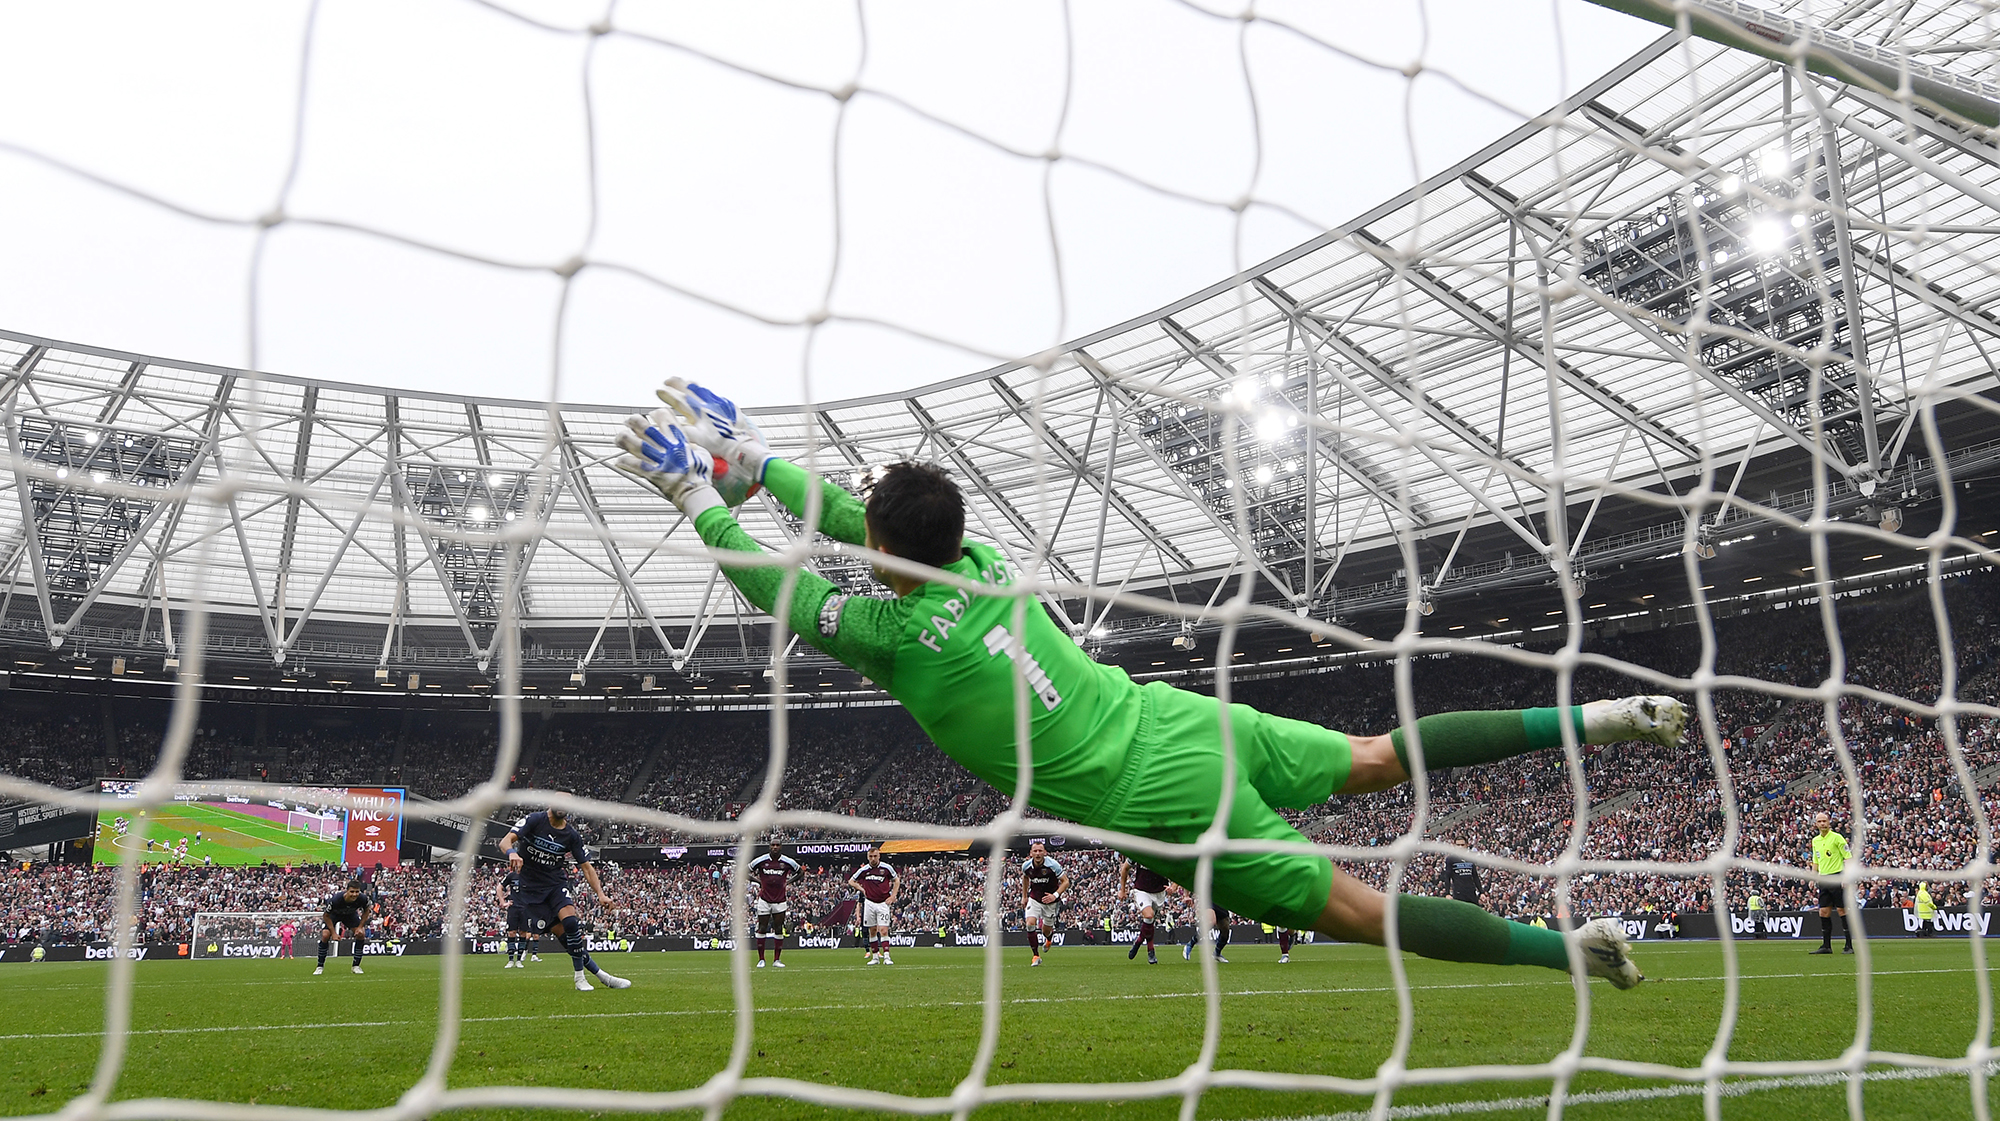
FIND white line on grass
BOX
[0,965,1984,1042]
[1255,1062,1999,1121]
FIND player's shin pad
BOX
[1393,896,1568,972]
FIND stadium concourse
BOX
[5,570,1999,949]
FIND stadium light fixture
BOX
[162,656,178,671]
[1170,633,1196,652]
[111,657,124,676]
[640,674,657,692]
[571,666,588,686]
[1880,507,1903,532]
[407,673,422,690]
[1749,219,1787,254]
[374,667,389,682]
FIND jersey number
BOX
[982,626,1061,712]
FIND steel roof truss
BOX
[1347,229,1701,463]
[988,378,1194,572]
[1458,171,1861,480]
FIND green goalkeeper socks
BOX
[1388,707,1585,775]
[1394,895,1570,971]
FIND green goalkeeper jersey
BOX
[692,458,1145,824]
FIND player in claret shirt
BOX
[315,880,371,975]
[499,808,631,991]
[616,380,1687,993]
[749,840,803,968]
[848,846,900,964]
[1119,857,1170,964]
[1021,843,1068,967]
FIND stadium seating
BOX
[5,573,1999,944]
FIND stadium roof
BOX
[5,6,2000,692]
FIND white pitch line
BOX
[1257,1062,1998,1121]
[0,965,1983,1042]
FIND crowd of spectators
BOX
[8,571,2000,943]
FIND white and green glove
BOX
[656,378,772,495]
[614,411,724,516]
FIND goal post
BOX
[191,912,323,960]
[285,809,341,842]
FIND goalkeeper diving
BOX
[615,380,1686,989]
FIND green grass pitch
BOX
[0,940,1988,1120]
[93,802,345,866]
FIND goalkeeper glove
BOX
[657,378,772,491]
[614,412,725,516]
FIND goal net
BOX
[0,0,1998,1118]
[284,810,341,842]
[190,913,325,960]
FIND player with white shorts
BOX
[749,841,802,968]
[1021,842,1068,967]
[1119,857,1171,964]
[848,846,901,965]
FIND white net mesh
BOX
[3,1,2000,1118]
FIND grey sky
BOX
[0,0,1659,409]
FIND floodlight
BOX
[1880,506,1903,533]
[1171,633,1196,652]
[1749,220,1787,254]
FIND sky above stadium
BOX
[0,0,1660,410]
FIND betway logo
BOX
[586,938,632,953]
[795,935,841,949]
[84,945,149,960]
[220,942,281,958]
[952,933,987,947]
[1908,910,1992,935]
[360,942,408,957]
[1732,914,1804,937]
[1110,931,1138,944]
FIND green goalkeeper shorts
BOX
[1089,681,1351,930]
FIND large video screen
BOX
[93,782,406,868]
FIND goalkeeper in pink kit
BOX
[616,379,1685,988]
